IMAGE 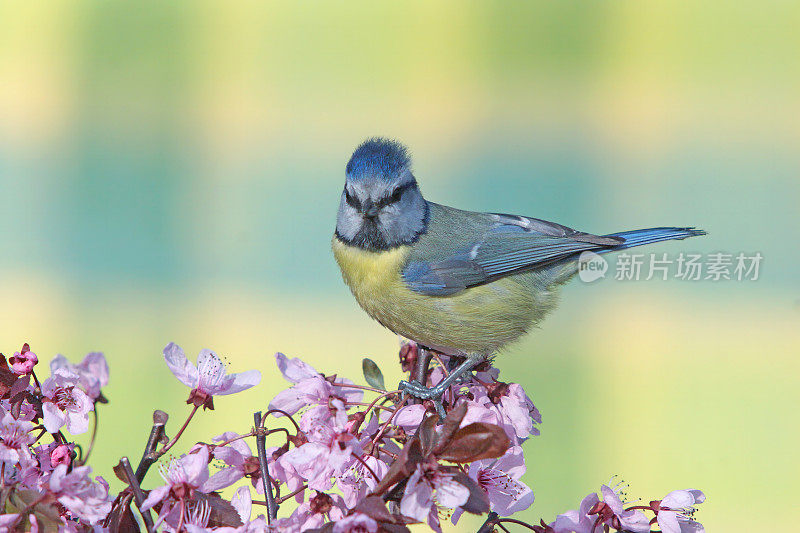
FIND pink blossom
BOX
[338,453,390,507]
[401,462,470,532]
[452,446,534,524]
[275,352,320,383]
[47,464,112,525]
[0,409,35,466]
[205,432,263,493]
[1,455,40,489]
[590,484,651,533]
[656,489,706,533]
[332,512,379,533]
[467,381,541,442]
[269,353,362,426]
[9,343,38,375]
[49,352,109,401]
[551,492,601,533]
[163,343,261,410]
[393,404,427,433]
[141,446,213,527]
[32,442,74,474]
[289,491,346,530]
[280,421,358,492]
[50,444,72,468]
[40,369,94,434]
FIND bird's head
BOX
[336,138,428,251]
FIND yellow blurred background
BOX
[1,2,798,531]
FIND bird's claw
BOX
[398,380,447,421]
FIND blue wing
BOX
[402,210,622,296]
[402,206,703,296]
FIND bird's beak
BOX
[362,199,379,219]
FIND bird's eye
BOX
[387,187,404,204]
[344,188,361,210]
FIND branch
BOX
[253,411,279,523]
[134,410,169,483]
[119,456,155,533]
[157,403,199,456]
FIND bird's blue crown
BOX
[346,138,411,180]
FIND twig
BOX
[78,408,99,466]
[158,404,199,456]
[212,430,256,448]
[492,518,538,531]
[350,453,380,482]
[430,351,450,377]
[375,447,398,460]
[345,401,396,413]
[276,484,307,504]
[119,456,155,533]
[261,408,302,433]
[253,411,279,523]
[30,369,42,391]
[253,484,309,507]
[134,410,169,483]
[331,382,387,394]
[369,394,409,454]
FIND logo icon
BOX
[577,251,608,283]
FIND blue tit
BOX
[332,138,705,405]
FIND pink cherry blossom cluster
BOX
[518,483,706,533]
[0,343,112,531]
[0,341,706,533]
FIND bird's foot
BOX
[398,379,447,420]
[399,354,485,422]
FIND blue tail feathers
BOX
[600,227,706,253]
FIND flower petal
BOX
[268,388,310,415]
[214,445,247,467]
[621,510,652,533]
[42,402,67,433]
[65,408,90,435]
[163,343,198,388]
[600,484,624,515]
[140,484,170,511]
[214,370,261,395]
[275,353,319,383]
[687,489,706,504]
[400,468,434,524]
[203,467,245,492]
[662,489,696,509]
[197,349,226,385]
[435,476,470,509]
[182,446,210,486]
[49,354,71,374]
[79,352,110,387]
[231,486,252,523]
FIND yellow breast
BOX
[331,236,547,355]
[331,236,410,314]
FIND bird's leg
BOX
[412,346,432,390]
[399,353,485,420]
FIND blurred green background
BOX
[1,2,798,531]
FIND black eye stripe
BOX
[344,188,361,210]
[377,182,415,207]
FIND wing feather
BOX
[403,210,622,296]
